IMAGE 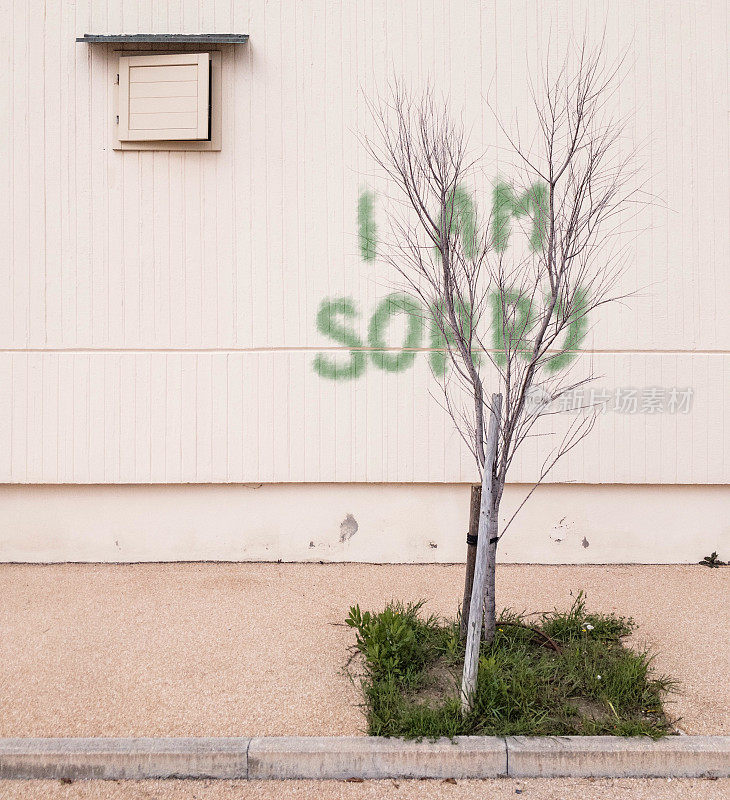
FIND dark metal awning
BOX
[76,33,249,44]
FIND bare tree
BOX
[363,41,639,708]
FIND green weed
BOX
[345,593,675,739]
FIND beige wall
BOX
[0,483,726,564]
[1,1,728,560]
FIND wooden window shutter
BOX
[118,53,210,141]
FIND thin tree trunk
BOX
[460,394,502,714]
[460,484,482,641]
[481,497,501,644]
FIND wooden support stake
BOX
[460,484,482,641]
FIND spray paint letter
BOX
[546,288,589,374]
[313,298,367,380]
[429,299,480,376]
[491,182,548,253]
[491,290,535,366]
[436,186,478,260]
[368,293,424,372]
[358,190,377,262]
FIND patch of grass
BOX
[345,592,675,739]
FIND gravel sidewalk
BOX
[1,778,729,800]
[0,564,727,738]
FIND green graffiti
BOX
[314,289,587,380]
[491,181,548,253]
[368,293,424,372]
[545,288,589,374]
[312,186,589,380]
[313,298,367,380]
[436,185,477,260]
[491,290,535,366]
[358,190,377,262]
[429,299,480,376]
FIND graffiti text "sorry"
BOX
[314,291,587,380]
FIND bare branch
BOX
[363,36,641,535]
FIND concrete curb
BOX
[248,736,506,779]
[0,738,251,780]
[506,735,730,778]
[0,736,728,780]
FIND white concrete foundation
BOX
[0,483,726,563]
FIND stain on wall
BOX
[339,513,359,542]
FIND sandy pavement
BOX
[1,778,730,800]
[0,564,727,738]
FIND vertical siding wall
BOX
[1,0,729,484]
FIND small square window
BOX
[118,52,210,142]
[112,51,223,152]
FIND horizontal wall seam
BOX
[0,348,729,355]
